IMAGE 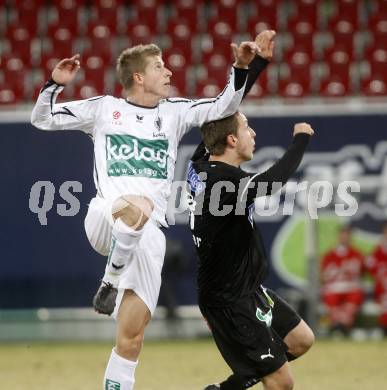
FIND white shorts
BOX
[84,196,166,315]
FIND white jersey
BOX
[31,68,247,225]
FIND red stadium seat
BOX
[163,49,189,94]
[207,21,234,50]
[287,0,321,29]
[82,55,107,90]
[247,20,276,38]
[324,48,352,84]
[127,23,155,46]
[329,18,357,50]
[287,20,316,55]
[74,83,104,100]
[87,24,114,63]
[368,16,387,44]
[133,0,163,31]
[5,26,32,65]
[279,53,313,97]
[172,0,205,31]
[334,0,359,26]
[11,0,41,34]
[328,18,356,57]
[285,50,313,84]
[51,0,82,35]
[0,56,26,98]
[368,48,387,77]
[374,0,387,14]
[90,0,124,34]
[195,79,223,98]
[319,76,350,97]
[279,79,311,98]
[208,0,243,31]
[250,0,279,30]
[202,47,233,66]
[167,19,194,51]
[361,76,387,96]
[203,52,230,85]
[47,27,74,59]
[0,82,25,104]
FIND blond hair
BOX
[116,44,162,90]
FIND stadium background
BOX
[1,0,387,388]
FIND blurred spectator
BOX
[320,225,366,336]
[366,223,387,336]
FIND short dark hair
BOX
[200,114,239,155]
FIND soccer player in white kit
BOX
[30,36,269,389]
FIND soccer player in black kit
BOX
[187,114,315,390]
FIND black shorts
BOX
[199,286,301,382]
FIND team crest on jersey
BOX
[112,111,121,120]
[136,114,143,122]
[187,161,206,195]
[106,134,169,179]
[154,116,162,131]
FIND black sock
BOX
[220,374,260,390]
[219,375,245,390]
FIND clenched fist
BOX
[293,122,314,136]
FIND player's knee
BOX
[299,326,315,354]
[116,332,144,359]
[262,363,294,390]
[112,195,154,230]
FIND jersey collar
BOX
[125,99,158,109]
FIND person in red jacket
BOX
[321,225,366,335]
[366,223,387,336]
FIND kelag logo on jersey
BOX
[106,134,168,179]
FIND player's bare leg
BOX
[261,362,294,390]
[103,289,150,389]
[283,319,315,360]
[93,195,154,315]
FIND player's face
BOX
[235,113,256,161]
[142,55,172,99]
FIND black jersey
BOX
[188,133,311,307]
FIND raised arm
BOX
[243,30,276,98]
[240,123,314,203]
[177,41,259,131]
[31,54,101,134]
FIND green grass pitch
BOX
[1,338,386,389]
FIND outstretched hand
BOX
[255,30,276,61]
[51,54,81,85]
[231,41,260,68]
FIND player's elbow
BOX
[30,114,50,131]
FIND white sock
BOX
[103,348,137,390]
[103,218,143,286]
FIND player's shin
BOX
[103,218,144,286]
[103,348,137,390]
